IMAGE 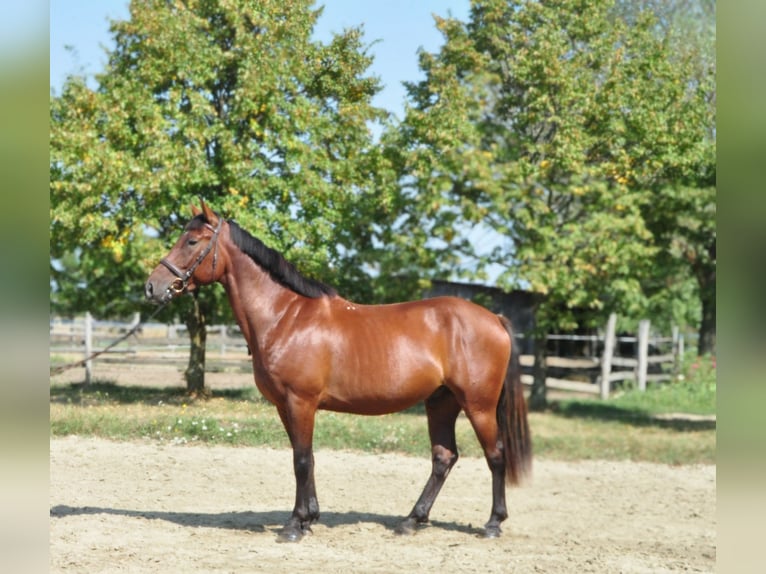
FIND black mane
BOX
[225,219,337,299]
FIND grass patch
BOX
[553,355,716,421]
[534,356,716,464]
[610,358,716,416]
[50,361,715,465]
[529,410,714,465]
[50,381,288,447]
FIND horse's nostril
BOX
[145,282,154,299]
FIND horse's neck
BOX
[220,247,299,348]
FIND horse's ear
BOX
[190,203,202,217]
[200,198,219,226]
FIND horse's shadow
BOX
[49,504,481,536]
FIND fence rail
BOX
[517,313,683,398]
[51,312,683,398]
[50,312,251,383]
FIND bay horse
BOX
[145,200,531,542]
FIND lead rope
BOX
[49,301,170,377]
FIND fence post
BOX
[599,313,617,400]
[678,334,685,371]
[84,312,93,385]
[130,312,140,350]
[637,319,650,391]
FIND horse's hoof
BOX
[276,527,304,543]
[394,518,419,536]
[482,525,502,539]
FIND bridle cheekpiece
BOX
[159,217,224,298]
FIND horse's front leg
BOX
[276,398,319,543]
[279,445,319,542]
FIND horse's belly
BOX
[320,370,442,415]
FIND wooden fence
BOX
[518,313,683,398]
[49,312,250,384]
[50,312,683,398]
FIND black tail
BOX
[497,315,532,485]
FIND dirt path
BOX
[50,436,715,573]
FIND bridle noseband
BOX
[160,217,224,298]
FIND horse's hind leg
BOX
[464,408,508,538]
[396,387,462,535]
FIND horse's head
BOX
[145,200,226,304]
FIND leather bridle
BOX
[159,217,224,298]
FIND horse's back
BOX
[399,295,510,353]
[332,295,507,350]
[309,296,511,414]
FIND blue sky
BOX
[49,0,470,119]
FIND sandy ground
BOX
[50,436,716,573]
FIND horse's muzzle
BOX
[146,272,189,305]
[144,280,160,303]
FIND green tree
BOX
[50,0,394,395]
[613,0,716,354]
[388,0,714,408]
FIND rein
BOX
[160,217,223,298]
[49,301,170,376]
[51,218,224,377]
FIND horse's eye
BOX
[188,238,199,246]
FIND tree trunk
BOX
[529,332,547,411]
[184,292,210,398]
[697,266,716,356]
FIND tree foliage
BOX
[613,0,716,354]
[50,0,396,391]
[384,0,715,406]
[389,0,714,333]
